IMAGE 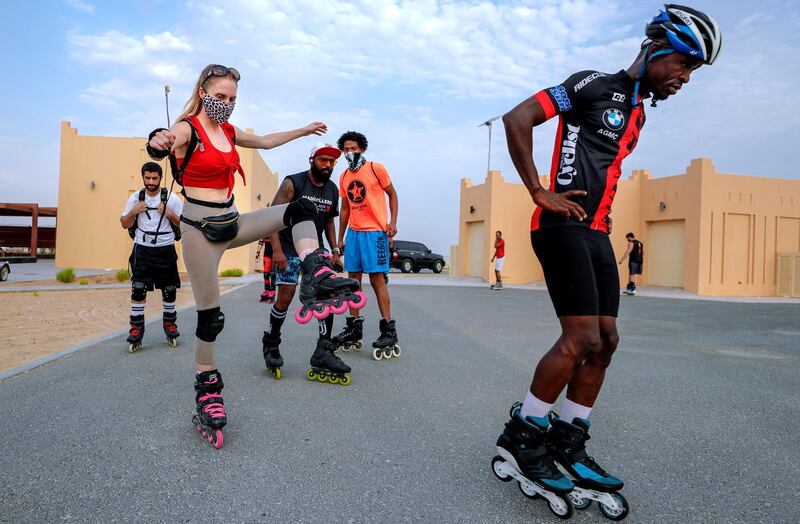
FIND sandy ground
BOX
[0,283,230,373]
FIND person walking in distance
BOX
[618,232,644,295]
[332,131,401,361]
[491,5,721,516]
[491,230,505,290]
[120,162,183,352]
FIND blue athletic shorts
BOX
[275,256,302,286]
[344,229,389,274]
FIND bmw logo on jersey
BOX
[603,109,625,131]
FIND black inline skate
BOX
[262,331,284,379]
[491,403,575,519]
[307,338,351,386]
[295,248,366,324]
[332,316,364,353]
[547,414,629,520]
[163,311,179,348]
[192,369,226,449]
[127,315,145,353]
[371,318,400,361]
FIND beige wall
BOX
[454,158,800,297]
[55,121,278,273]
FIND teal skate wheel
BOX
[570,491,591,510]
[598,493,628,521]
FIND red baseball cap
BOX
[309,143,341,159]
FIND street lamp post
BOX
[478,116,501,175]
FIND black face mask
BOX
[310,163,333,183]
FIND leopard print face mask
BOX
[202,94,235,124]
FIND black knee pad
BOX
[282,198,318,227]
[196,307,225,342]
[131,281,147,301]
[161,285,177,303]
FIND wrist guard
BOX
[145,128,170,159]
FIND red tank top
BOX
[178,116,245,196]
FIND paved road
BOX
[1,283,798,523]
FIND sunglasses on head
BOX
[201,65,241,86]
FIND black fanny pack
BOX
[180,192,239,242]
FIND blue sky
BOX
[2,0,799,254]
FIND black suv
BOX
[391,240,445,274]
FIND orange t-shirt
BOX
[339,161,392,232]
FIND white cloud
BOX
[68,30,192,78]
[49,0,800,254]
[65,0,95,14]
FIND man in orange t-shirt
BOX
[334,131,400,358]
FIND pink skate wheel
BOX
[330,301,349,315]
[348,291,367,310]
[214,430,224,449]
[295,307,313,324]
[312,305,331,320]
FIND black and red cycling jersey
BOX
[531,70,646,234]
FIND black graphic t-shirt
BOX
[278,171,339,256]
[531,70,647,234]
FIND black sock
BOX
[268,305,287,335]
[318,315,334,340]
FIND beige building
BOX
[56,121,278,274]
[451,158,800,297]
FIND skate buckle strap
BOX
[199,393,225,418]
[313,267,335,278]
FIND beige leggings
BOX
[181,200,316,367]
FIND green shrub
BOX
[219,268,244,278]
[79,278,89,285]
[116,268,130,282]
[56,268,76,283]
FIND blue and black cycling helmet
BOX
[645,4,722,65]
[633,4,722,106]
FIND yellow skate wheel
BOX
[330,375,341,385]
[319,373,329,383]
[307,369,316,380]
[339,374,351,386]
[274,368,282,380]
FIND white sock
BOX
[559,398,593,423]
[163,301,176,314]
[131,303,145,317]
[520,390,553,420]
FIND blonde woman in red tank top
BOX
[147,64,365,448]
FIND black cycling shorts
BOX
[531,227,619,317]
[129,244,181,291]
[628,261,642,275]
